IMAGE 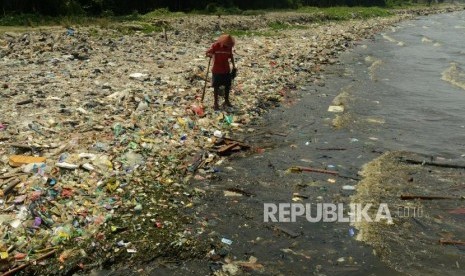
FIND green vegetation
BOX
[1,0,441,18]
[0,1,451,33]
[140,8,185,19]
[226,29,276,37]
[299,6,393,20]
[0,6,396,29]
[268,21,308,31]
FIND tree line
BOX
[0,0,425,16]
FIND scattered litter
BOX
[272,225,301,238]
[221,238,233,245]
[9,155,46,167]
[328,105,345,113]
[342,185,356,191]
[349,228,355,237]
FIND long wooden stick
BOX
[2,179,21,196]
[289,166,338,175]
[2,249,57,276]
[201,57,212,103]
[400,194,462,200]
[316,147,347,151]
[439,239,465,246]
[0,173,28,180]
[400,158,465,169]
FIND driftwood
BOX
[226,187,255,197]
[399,158,465,169]
[2,249,57,276]
[288,166,360,180]
[289,166,338,175]
[215,137,250,156]
[16,99,33,105]
[270,132,288,137]
[0,168,25,180]
[188,151,205,173]
[222,137,250,149]
[0,173,27,180]
[2,179,21,196]
[400,194,462,200]
[439,239,465,246]
[6,143,57,150]
[316,147,347,151]
[217,143,240,155]
[273,225,301,238]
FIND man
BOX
[206,34,237,110]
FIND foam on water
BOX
[381,33,397,43]
[442,62,465,91]
[421,36,433,43]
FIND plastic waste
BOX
[33,217,42,228]
[22,163,45,174]
[221,238,233,245]
[9,155,46,167]
[82,163,95,171]
[113,123,123,137]
[66,28,75,36]
[191,105,205,116]
[136,101,149,113]
[122,151,144,167]
[93,155,113,173]
[55,162,79,169]
[328,105,344,113]
[224,115,233,125]
[349,228,355,237]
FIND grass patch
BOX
[226,29,276,37]
[0,9,181,28]
[0,14,58,26]
[298,6,393,21]
[241,10,267,16]
[141,8,185,20]
[268,21,308,31]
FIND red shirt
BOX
[206,42,233,74]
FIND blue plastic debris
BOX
[349,227,355,237]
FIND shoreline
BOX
[0,5,464,275]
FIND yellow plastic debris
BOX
[9,155,46,167]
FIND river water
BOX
[338,10,465,275]
[344,10,465,158]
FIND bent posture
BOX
[206,34,236,110]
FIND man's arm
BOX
[206,43,217,57]
[231,53,236,69]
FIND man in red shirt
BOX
[206,34,236,110]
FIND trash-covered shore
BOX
[0,6,463,275]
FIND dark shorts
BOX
[212,73,231,89]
